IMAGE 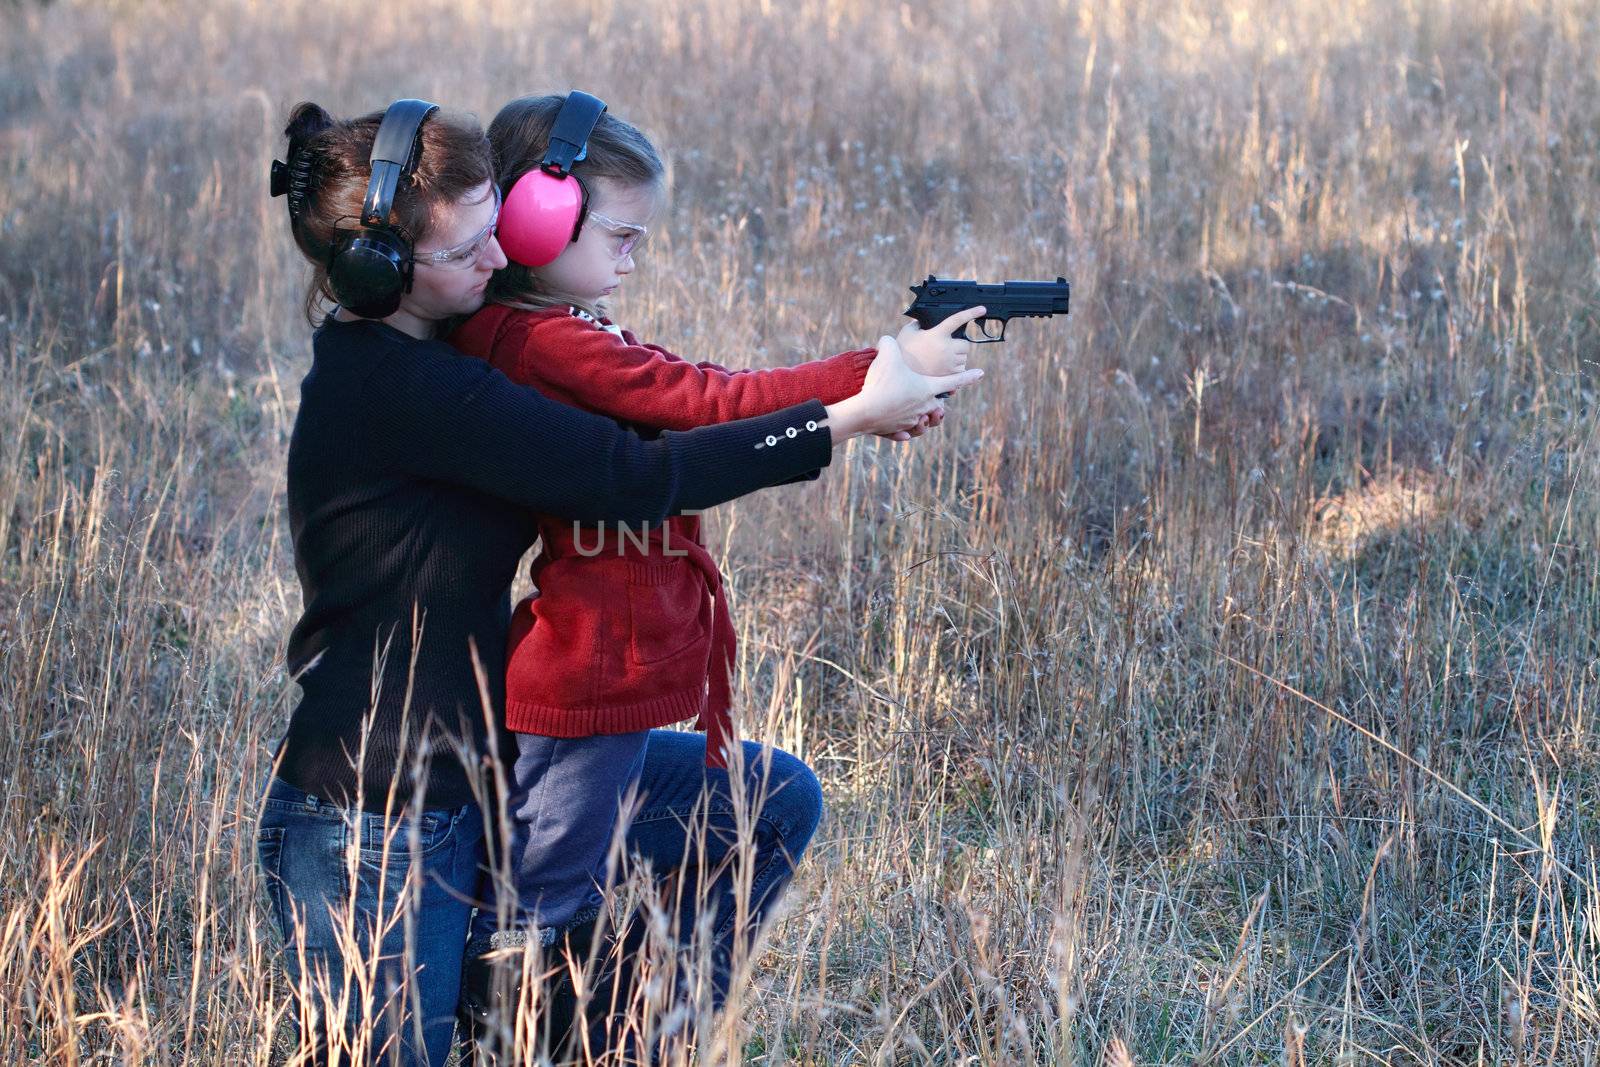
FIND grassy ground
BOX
[1,0,1597,1062]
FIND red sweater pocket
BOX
[624,560,712,668]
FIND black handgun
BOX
[905,275,1070,396]
[905,275,1070,342]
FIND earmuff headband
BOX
[541,91,606,177]
[361,98,440,228]
[268,98,442,318]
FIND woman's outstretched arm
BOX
[367,332,836,523]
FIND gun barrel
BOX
[997,278,1070,316]
[907,276,1070,321]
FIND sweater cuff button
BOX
[765,435,778,447]
[785,427,798,438]
[806,420,817,432]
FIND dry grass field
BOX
[2,0,1598,1062]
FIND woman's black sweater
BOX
[279,317,833,812]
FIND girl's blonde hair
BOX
[486,94,666,317]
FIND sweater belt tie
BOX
[675,537,738,771]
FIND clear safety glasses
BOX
[413,186,502,270]
[587,210,649,259]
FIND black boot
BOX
[457,911,649,1065]
[568,908,651,1061]
[457,927,582,1064]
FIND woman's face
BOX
[392,181,508,334]
[534,178,661,311]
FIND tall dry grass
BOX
[2,0,1597,1061]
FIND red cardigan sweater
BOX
[449,304,874,767]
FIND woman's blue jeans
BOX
[255,776,485,1066]
[257,730,823,1064]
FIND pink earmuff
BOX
[497,168,587,267]
[493,91,608,267]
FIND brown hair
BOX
[279,101,494,323]
[485,94,667,316]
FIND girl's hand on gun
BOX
[896,305,986,376]
[823,334,981,444]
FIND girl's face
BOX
[391,181,508,336]
[534,178,662,311]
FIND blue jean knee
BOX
[743,743,825,858]
[621,732,826,1010]
[255,775,485,1066]
[712,740,825,950]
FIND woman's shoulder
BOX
[310,316,488,395]
[313,315,436,361]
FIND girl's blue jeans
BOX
[469,729,826,1011]
[257,729,824,1065]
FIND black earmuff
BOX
[271,98,440,319]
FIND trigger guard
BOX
[970,319,1005,343]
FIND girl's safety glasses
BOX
[587,210,649,259]
[413,186,502,270]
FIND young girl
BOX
[450,92,981,1044]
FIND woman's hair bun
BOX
[283,101,334,152]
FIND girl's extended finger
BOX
[934,305,987,335]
